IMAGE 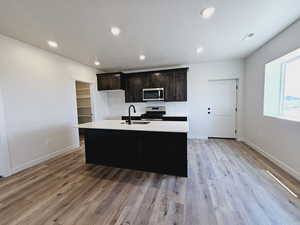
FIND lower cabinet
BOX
[84,129,187,177]
[140,132,187,177]
[85,129,139,170]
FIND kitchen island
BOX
[77,120,188,177]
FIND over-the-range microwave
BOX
[142,88,164,101]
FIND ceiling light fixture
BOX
[94,61,100,66]
[196,47,204,54]
[243,33,255,41]
[47,40,58,48]
[139,55,146,61]
[200,7,216,19]
[111,26,121,36]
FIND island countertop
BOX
[77,120,189,133]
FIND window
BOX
[264,48,300,120]
[282,58,300,117]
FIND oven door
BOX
[143,88,164,101]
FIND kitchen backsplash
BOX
[106,90,188,119]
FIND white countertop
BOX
[162,114,188,117]
[122,114,188,117]
[76,120,189,133]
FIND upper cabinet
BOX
[124,73,144,102]
[97,68,188,102]
[124,68,188,103]
[164,69,187,102]
[97,72,123,91]
[146,71,166,88]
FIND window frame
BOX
[279,55,300,118]
[279,62,286,115]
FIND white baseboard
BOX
[241,138,300,182]
[11,144,79,175]
[0,169,12,177]
[188,136,208,140]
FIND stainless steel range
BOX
[141,106,166,121]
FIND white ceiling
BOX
[0,0,299,71]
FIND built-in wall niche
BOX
[75,81,92,124]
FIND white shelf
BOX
[78,114,92,117]
[77,106,92,109]
[77,95,90,99]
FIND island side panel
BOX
[84,129,140,170]
[84,129,188,177]
[140,131,187,177]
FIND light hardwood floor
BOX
[0,139,300,225]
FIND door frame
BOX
[207,78,239,139]
[74,79,96,122]
[73,79,96,147]
[0,89,12,177]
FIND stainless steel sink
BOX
[121,121,151,125]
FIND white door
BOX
[207,79,237,138]
[0,89,11,177]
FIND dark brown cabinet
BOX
[84,129,187,177]
[148,71,166,88]
[85,129,139,170]
[164,69,187,101]
[97,68,188,102]
[124,73,144,102]
[123,68,188,102]
[97,72,123,90]
[140,132,187,177]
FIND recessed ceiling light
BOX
[243,33,255,40]
[139,55,146,61]
[94,61,100,66]
[196,47,204,54]
[111,26,121,36]
[47,41,58,48]
[200,7,216,19]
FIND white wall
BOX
[0,34,108,174]
[105,60,244,139]
[244,19,300,180]
[188,60,244,139]
[0,88,11,176]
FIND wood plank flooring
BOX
[0,139,300,225]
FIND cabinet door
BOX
[110,73,121,89]
[173,70,187,101]
[164,71,176,101]
[124,74,143,102]
[142,72,152,88]
[97,73,121,90]
[140,132,187,177]
[85,129,139,169]
[98,75,111,90]
[149,72,165,88]
[164,69,187,101]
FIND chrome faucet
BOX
[127,105,136,125]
